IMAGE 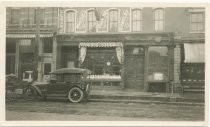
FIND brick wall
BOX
[174,44,182,92]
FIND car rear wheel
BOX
[68,87,84,103]
[24,86,37,101]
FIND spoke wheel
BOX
[68,87,84,103]
[24,86,37,101]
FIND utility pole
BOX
[33,7,40,81]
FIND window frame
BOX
[190,12,205,33]
[43,63,52,75]
[87,9,97,32]
[108,8,120,32]
[131,8,142,32]
[43,38,53,54]
[64,9,77,33]
[153,8,165,32]
[11,8,20,24]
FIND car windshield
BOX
[51,73,82,83]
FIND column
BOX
[37,38,43,82]
[52,35,57,71]
[15,40,20,76]
[144,46,149,92]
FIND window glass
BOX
[81,48,121,75]
[154,8,164,31]
[148,46,168,81]
[11,9,20,24]
[191,13,204,32]
[109,10,118,32]
[43,38,53,53]
[66,11,75,33]
[132,9,141,31]
[88,10,97,32]
[44,63,51,75]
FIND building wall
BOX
[174,44,181,92]
[58,7,204,38]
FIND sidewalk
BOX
[89,90,205,105]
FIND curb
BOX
[89,95,204,104]
[89,98,204,106]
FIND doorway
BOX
[125,46,145,90]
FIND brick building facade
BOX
[6,7,205,93]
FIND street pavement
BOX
[6,99,204,121]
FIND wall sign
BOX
[154,72,163,80]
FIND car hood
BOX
[31,81,49,86]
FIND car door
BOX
[47,74,69,96]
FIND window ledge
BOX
[42,53,53,56]
[190,31,205,34]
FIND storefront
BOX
[181,43,205,92]
[57,33,174,92]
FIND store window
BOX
[44,63,51,75]
[154,8,164,31]
[43,38,53,53]
[87,10,97,32]
[190,12,205,33]
[65,10,75,33]
[109,9,118,32]
[131,9,142,32]
[82,48,121,75]
[148,46,168,81]
[11,9,20,24]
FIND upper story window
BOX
[43,38,53,53]
[154,8,164,31]
[65,10,76,33]
[190,12,205,33]
[11,9,20,24]
[87,10,97,32]
[21,8,36,25]
[131,9,142,32]
[109,9,118,32]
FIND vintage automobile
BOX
[24,68,91,103]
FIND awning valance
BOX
[79,42,122,48]
[6,34,53,38]
[184,43,205,63]
[79,42,124,64]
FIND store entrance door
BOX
[125,47,144,90]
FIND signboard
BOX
[154,73,163,80]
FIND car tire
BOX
[24,86,37,101]
[68,87,84,103]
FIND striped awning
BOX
[184,43,205,63]
[79,42,123,47]
[6,34,53,38]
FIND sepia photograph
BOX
[1,1,208,126]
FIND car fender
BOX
[26,85,43,96]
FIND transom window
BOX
[66,10,75,33]
[132,9,142,32]
[190,12,205,33]
[154,8,164,31]
[87,10,97,32]
[109,9,118,32]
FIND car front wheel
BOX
[68,87,84,103]
[24,86,37,101]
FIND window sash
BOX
[154,9,164,31]
[88,10,97,32]
[132,9,142,31]
[190,13,204,32]
[109,10,118,32]
[11,9,20,24]
[66,11,75,33]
